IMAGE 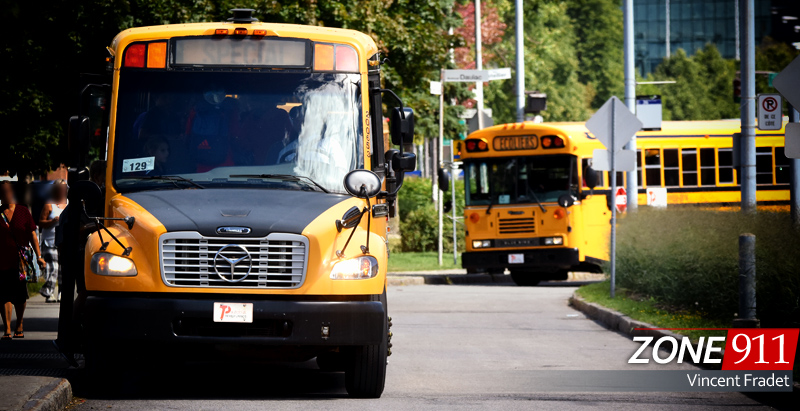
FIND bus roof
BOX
[110,21,378,71]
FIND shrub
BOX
[615,208,800,327]
[398,177,465,252]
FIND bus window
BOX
[776,147,791,184]
[644,149,661,187]
[464,155,578,206]
[718,148,734,184]
[700,148,715,186]
[636,149,642,187]
[682,149,698,186]
[663,149,679,187]
[756,146,773,185]
[465,162,491,204]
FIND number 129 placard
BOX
[121,156,155,173]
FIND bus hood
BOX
[124,188,349,237]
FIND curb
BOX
[21,378,72,411]
[387,274,513,286]
[569,292,725,363]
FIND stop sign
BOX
[615,187,627,213]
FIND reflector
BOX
[233,28,247,35]
[215,28,229,35]
[253,29,267,36]
[146,41,167,68]
[542,137,552,148]
[335,45,358,72]
[314,43,334,71]
[123,43,146,68]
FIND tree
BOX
[486,0,591,123]
[566,0,623,109]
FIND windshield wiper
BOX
[525,186,547,213]
[229,174,330,193]
[126,175,205,189]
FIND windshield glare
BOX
[465,155,578,206]
[113,71,363,193]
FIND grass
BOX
[615,207,800,327]
[388,251,461,272]
[27,281,44,298]
[577,281,728,343]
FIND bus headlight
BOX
[90,252,138,277]
[330,256,379,280]
[542,237,564,246]
[472,240,492,248]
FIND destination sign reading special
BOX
[173,37,310,67]
[493,135,540,151]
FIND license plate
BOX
[508,254,525,264]
[213,302,253,323]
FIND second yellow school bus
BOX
[458,120,788,286]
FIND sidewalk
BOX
[0,294,73,411]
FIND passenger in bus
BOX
[236,94,292,165]
[144,136,170,175]
[273,105,303,164]
[186,85,239,172]
[133,93,185,141]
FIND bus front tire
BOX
[344,337,387,398]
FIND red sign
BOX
[615,187,627,213]
[761,96,778,112]
[721,328,799,371]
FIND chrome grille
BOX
[498,217,536,234]
[160,232,308,289]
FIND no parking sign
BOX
[757,94,782,131]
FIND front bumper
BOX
[462,248,580,270]
[83,294,385,347]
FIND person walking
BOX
[39,180,67,303]
[0,181,45,340]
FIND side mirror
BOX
[390,107,414,146]
[558,194,576,208]
[68,116,91,168]
[584,165,599,189]
[343,169,383,199]
[437,168,450,192]
[335,206,363,232]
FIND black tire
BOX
[344,290,388,398]
[510,271,541,286]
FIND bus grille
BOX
[159,232,308,289]
[498,218,536,234]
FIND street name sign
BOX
[430,80,442,95]
[487,68,512,80]
[443,69,488,82]
[757,94,782,131]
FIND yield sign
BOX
[772,55,800,109]
[615,187,627,213]
[586,96,643,152]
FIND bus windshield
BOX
[112,71,362,194]
[464,155,578,206]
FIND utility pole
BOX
[740,0,757,213]
[438,69,445,265]
[475,0,484,130]
[790,106,800,225]
[735,0,741,61]
[515,0,524,123]
[623,0,638,212]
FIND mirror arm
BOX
[82,200,133,256]
[336,186,373,258]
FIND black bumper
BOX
[462,248,580,270]
[83,294,385,347]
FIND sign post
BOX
[436,68,511,265]
[772,55,800,224]
[586,96,643,298]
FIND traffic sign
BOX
[757,94,782,131]
[430,81,442,95]
[786,123,800,159]
[591,148,636,172]
[772,55,800,109]
[586,96,643,152]
[443,69,488,82]
[615,187,627,213]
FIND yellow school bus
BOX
[58,9,416,398]
[457,120,788,286]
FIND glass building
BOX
[634,0,772,75]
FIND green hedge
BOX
[615,208,800,327]
[398,177,465,253]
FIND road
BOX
[1,284,784,410]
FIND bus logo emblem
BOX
[213,244,253,283]
[216,226,252,235]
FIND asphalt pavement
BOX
[0,284,784,410]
